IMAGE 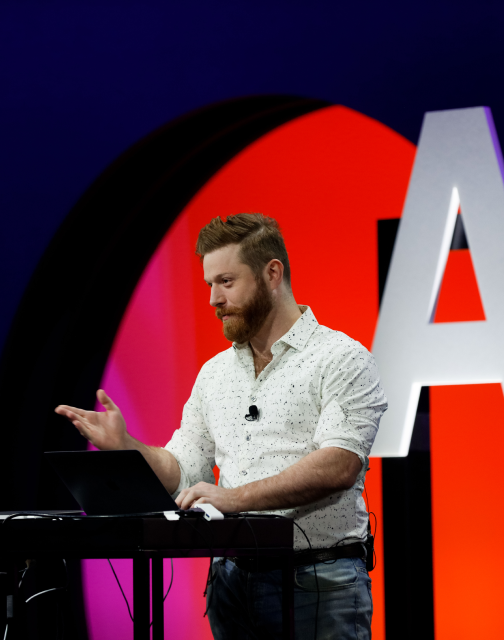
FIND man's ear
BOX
[266,259,284,290]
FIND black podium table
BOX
[1,515,295,639]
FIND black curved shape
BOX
[0,94,329,512]
[0,94,329,638]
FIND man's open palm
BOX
[55,389,128,451]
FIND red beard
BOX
[215,276,273,343]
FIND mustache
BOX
[215,306,242,320]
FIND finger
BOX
[175,489,189,507]
[97,389,118,412]
[56,408,86,423]
[180,492,195,510]
[180,490,200,510]
[194,482,212,490]
[55,404,87,418]
[72,420,92,440]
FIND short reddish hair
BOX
[196,213,291,285]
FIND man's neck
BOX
[249,298,303,361]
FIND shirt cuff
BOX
[163,447,191,498]
[319,438,369,468]
[165,429,216,498]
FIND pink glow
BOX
[95,212,198,446]
[82,558,211,640]
[82,213,212,639]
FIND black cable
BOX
[1,512,63,525]
[183,519,216,617]
[369,511,377,538]
[149,558,174,629]
[0,569,28,575]
[2,513,67,605]
[3,510,169,521]
[163,558,174,603]
[25,558,68,606]
[364,482,371,512]
[2,513,175,633]
[199,518,217,616]
[363,479,378,571]
[240,516,262,629]
[369,511,377,571]
[293,521,319,640]
[25,586,67,604]
[18,557,68,640]
[1,520,69,640]
[107,558,176,624]
[320,535,363,565]
[225,512,286,519]
[232,513,321,635]
[185,518,215,565]
[203,557,215,617]
[107,559,134,622]
[18,568,28,589]
[242,516,260,573]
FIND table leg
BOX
[3,559,21,640]
[133,554,150,640]
[281,555,295,640]
[151,556,164,640]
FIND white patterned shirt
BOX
[165,306,387,550]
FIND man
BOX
[56,213,387,639]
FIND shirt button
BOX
[241,470,248,476]
[246,435,251,441]
[251,397,256,402]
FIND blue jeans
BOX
[206,557,373,640]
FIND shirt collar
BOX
[273,305,319,352]
[232,305,319,355]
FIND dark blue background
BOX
[2,0,504,356]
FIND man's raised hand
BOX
[55,389,130,451]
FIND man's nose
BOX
[209,285,225,307]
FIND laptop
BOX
[45,450,179,516]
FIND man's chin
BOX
[222,319,249,343]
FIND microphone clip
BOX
[245,405,259,421]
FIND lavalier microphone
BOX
[245,405,259,421]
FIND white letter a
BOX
[372,107,504,456]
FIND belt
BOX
[230,542,365,573]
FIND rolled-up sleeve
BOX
[164,374,216,497]
[313,347,387,465]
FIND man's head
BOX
[196,213,292,343]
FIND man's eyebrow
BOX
[205,272,236,282]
